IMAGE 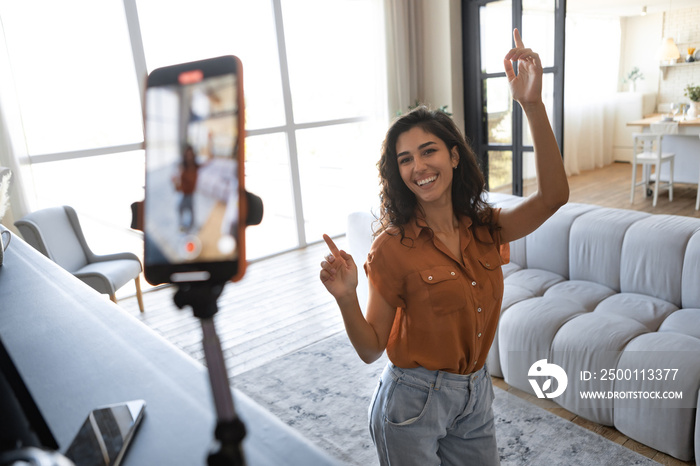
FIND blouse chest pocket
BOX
[478,248,503,274]
[477,247,503,272]
[418,266,464,316]
[474,247,505,300]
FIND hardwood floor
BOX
[118,162,697,465]
[526,161,700,218]
[118,239,346,378]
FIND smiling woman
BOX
[396,128,459,208]
[319,28,568,465]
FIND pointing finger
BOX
[513,28,524,48]
[323,234,347,266]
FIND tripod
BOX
[135,191,263,465]
[174,282,246,466]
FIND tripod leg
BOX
[201,318,235,420]
[173,283,246,465]
[201,318,246,466]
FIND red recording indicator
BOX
[178,69,204,85]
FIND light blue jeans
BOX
[368,363,499,466]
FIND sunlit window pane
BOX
[281,0,386,123]
[523,0,555,69]
[244,133,297,259]
[523,150,537,195]
[523,72,554,146]
[136,0,286,130]
[488,150,512,191]
[0,0,143,155]
[485,77,513,145]
[29,151,145,258]
[296,122,383,242]
[480,1,512,75]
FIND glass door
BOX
[462,0,565,196]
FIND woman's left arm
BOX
[498,28,569,244]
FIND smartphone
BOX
[143,55,246,285]
[64,400,146,466]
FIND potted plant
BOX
[684,84,700,119]
[624,67,644,92]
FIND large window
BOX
[0,1,143,156]
[0,0,387,264]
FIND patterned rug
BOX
[234,332,657,466]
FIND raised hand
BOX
[503,28,543,108]
[319,234,358,301]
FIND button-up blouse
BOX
[364,209,510,374]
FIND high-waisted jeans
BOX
[368,363,499,466]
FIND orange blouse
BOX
[364,209,509,375]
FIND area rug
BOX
[233,332,657,466]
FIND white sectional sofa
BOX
[347,193,700,462]
[0,225,337,465]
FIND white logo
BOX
[528,359,568,399]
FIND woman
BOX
[320,29,568,465]
[173,144,200,232]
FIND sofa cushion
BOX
[620,215,700,307]
[486,283,538,378]
[568,208,649,291]
[504,268,565,296]
[551,313,649,426]
[485,192,523,206]
[502,283,537,310]
[682,231,700,309]
[498,296,587,393]
[501,261,521,278]
[594,293,678,332]
[487,193,528,268]
[614,333,700,462]
[347,211,376,312]
[543,280,616,313]
[525,203,598,278]
[658,309,700,340]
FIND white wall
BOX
[658,6,700,105]
[620,6,700,108]
[611,6,700,162]
[417,0,465,133]
[619,13,663,96]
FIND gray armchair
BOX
[15,206,144,312]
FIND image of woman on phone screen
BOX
[319,29,569,465]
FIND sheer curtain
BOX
[0,19,33,232]
[563,15,621,176]
[384,0,423,116]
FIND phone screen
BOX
[144,56,245,285]
[64,400,145,466]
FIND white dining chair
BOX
[629,122,678,207]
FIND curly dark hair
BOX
[376,106,497,239]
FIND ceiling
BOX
[567,0,699,17]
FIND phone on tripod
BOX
[143,55,246,286]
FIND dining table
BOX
[627,114,700,184]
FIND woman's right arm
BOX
[320,235,396,364]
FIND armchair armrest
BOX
[91,251,142,270]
